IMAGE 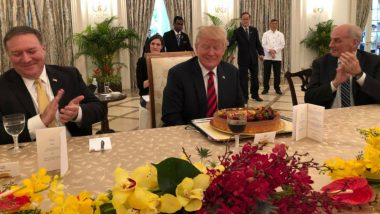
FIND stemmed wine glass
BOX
[2,113,25,152]
[227,110,247,152]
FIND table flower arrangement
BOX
[0,141,375,213]
[325,128,380,181]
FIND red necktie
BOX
[207,71,217,117]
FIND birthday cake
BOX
[210,107,282,134]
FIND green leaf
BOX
[154,157,201,195]
[99,203,116,214]
[300,19,334,56]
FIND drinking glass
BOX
[2,113,25,152]
[104,82,110,93]
[227,110,247,151]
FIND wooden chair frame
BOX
[146,51,195,128]
[285,68,312,106]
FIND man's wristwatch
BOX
[354,71,364,80]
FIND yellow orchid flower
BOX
[193,162,207,173]
[325,158,365,179]
[27,168,51,192]
[76,192,94,214]
[112,167,137,212]
[52,192,93,214]
[175,174,210,211]
[127,187,159,210]
[11,168,51,204]
[363,145,380,172]
[131,164,158,191]
[94,193,111,214]
[48,175,65,205]
[159,194,182,213]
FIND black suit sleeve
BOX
[136,57,149,96]
[253,28,264,56]
[182,33,193,51]
[304,59,335,108]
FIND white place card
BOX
[0,162,20,178]
[36,126,68,176]
[254,131,276,144]
[89,137,112,152]
[292,103,324,142]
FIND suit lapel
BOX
[216,65,228,108]
[352,51,365,98]
[7,70,37,116]
[241,27,249,42]
[191,59,208,115]
[46,66,62,96]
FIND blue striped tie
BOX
[341,80,351,107]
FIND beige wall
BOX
[290,0,355,72]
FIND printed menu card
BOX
[292,103,324,142]
[36,126,68,176]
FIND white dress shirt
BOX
[330,59,366,108]
[262,30,285,61]
[198,60,218,103]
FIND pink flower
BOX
[321,177,373,205]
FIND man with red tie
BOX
[162,26,244,126]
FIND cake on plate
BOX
[210,107,283,134]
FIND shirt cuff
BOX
[355,72,366,86]
[28,114,48,140]
[330,81,337,92]
[73,106,83,123]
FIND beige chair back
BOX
[146,51,195,128]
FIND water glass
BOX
[3,113,25,152]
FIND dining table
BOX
[1,104,380,212]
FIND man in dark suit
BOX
[163,16,193,52]
[305,24,380,108]
[0,26,105,145]
[162,26,244,126]
[229,12,265,102]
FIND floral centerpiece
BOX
[0,140,376,213]
[325,128,380,181]
[71,16,139,92]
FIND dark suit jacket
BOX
[229,26,264,66]
[162,57,245,126]
[304,50,380,108]
[163,30,193,52]
[0,65,105,145]
[136,57,149,96]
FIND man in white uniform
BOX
[262,19,285,95]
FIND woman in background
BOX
[136,34,164,129]
[136,34,165,97]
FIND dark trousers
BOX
[239,63,259,101]
[263,60,281,91]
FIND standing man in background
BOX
[262,19,285,95]
[229,12,265,103]
[163,16,193,52]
